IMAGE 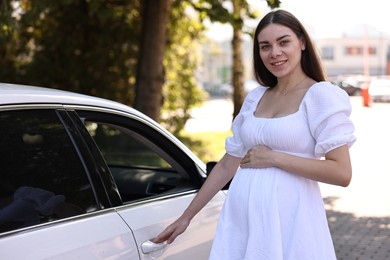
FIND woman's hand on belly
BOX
[241,144,352,187]
[240,145,275,169]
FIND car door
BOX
[0,107,139,260]
[74,108,226,260]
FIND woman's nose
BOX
[271,46,282,58]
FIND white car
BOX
[0,83,226,259]
[369,78,390,102]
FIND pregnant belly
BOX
[228,167,322,213]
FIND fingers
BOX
[166,222,187,244]
[241,150,250,163]
[241,149,252,167]
[241,157,248,165]
[163,228,183,244]
[153,219,188,244]
[167,232,178,244]
[153,226,174,244]
[240,147,263,168]
[240,159,251,168]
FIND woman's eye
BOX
[280,40,289,46]
[260,45,270,50]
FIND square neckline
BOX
[252,82,319,120]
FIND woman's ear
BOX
[300,37,306,51]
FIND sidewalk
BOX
[186,96,390,259]
[326,198,390,259]
[324,97,390,259]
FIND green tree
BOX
[231,0,246,118]
[0,0,18,81]
[134,0,171,122]
[161,1,208,135]
[6,0,141,104]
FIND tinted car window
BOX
[85,122,171,169]
[0,109,97,233]
[84,120,198,203]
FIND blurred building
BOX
[315,25,390,77]
[202,24,390,94]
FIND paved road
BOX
[325,97,390,259]
[185,96,390,259]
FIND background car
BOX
[0,83,226,259]
[329,74,367,96]
[369,77,390,102]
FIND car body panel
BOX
[117,192,225,260]
[0,211,139,260]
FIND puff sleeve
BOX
[304,82,356,157]
[225,87,266,158]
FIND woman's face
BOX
[257,23,305,79]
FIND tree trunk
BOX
[231,0,245,119]
[135,0,171,122]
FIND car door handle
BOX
[141,240,167,254]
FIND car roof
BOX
[0,83,146,116]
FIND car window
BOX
[0,109,97,233]
[85,122,171,169]
[83,118,200,203]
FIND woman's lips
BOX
[271,60,287,66]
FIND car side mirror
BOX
[205,161,230,190]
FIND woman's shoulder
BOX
[303,81,352,112]
[242,84,268,105]
[246,84,268,100]
[307,81,349,102]
[307,81,349,98]
[235,84,268,113]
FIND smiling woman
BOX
[154,9,355,260]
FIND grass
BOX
[178,130,232,163]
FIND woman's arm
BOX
[153,153,241,244]
[240,144,352,187]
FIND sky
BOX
[206,0,390,41]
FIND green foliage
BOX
[266,0,281,9]
[161,1,208,135]
[0,0,18,80]
[0,1,14,39]
[191,0,231,23]
[4,0,142,105]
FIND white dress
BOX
[209,82,356,260]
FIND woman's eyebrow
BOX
[258,34,291,44]
[276,34,291,41]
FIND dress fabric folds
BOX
[209,82,356,260]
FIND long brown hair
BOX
[253,10,325,87]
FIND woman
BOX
[154,9,355,259]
